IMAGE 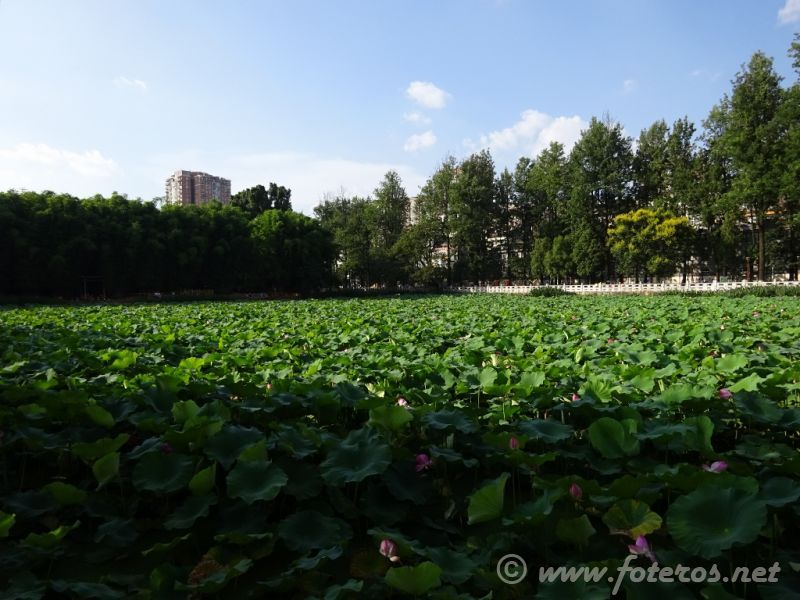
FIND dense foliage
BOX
[317,39,800,286]
[0,191,334,297]
[1,295,799,598]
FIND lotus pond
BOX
[1,295,799,598]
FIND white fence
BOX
[451,280,800,295]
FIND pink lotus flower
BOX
[718,388,732,400]
[160,442,173,455]
[607,337,616,344]
[569,483,582,501]
[571,393,580,402]
[509,437,519,450]
[266,383,272,390]
[379,539,400,562]
[397,397,409,409]
[415,453,433,472]
[703,460,728,473]
[628,535,657,562]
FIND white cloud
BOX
[622,79,638,94]
[114,76,147,91]
[403,111,432,125]
[403,130,437,152]
[689,69,722,83]
[779,0,800,24]
[0,142,121,196]
[477,109,588,157]
[406,81,450,109]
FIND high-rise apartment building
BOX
[165,170,231,206]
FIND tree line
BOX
[0,188,333,297]
[316,40,800,286]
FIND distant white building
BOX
[165,170,231,206]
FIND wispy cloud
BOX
[403,130,437,152]
[778,0,800,24]
[0,142,121,196]
[476,109,587,157]
[403,111,432,125]
[113,76,147,91]
[622,79,638,94]
[195,152,427,214]
[689,69,722,83]
[0,142,119,177]
[406,81,450,109]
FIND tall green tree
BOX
[568,116,634,281]
[633,120,669,208]
[314,196,375,287]
[452,150,498,282]
[494,168,515,279]
[710,52,784,280]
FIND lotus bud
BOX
[509,436,519,450]
[415,453,432,472]
[569,482,582,501]
[703,460,728,473]
[718,388,732,400]
[379,539,398,560]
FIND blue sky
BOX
[1,0,798,214]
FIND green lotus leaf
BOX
[536,579,609,600]
[320,427,392,485]
[165,494,217,529]
[729,373,765,393]
[602,499,662,537]
[277,510,352,553]
[385,561,442,595]
[735,394,784,423]
[518,419,573,443]
[94,518,138,547]
[556,514,596,547]
[93,451,120,489]
[588,417,640,458]
[42,482,87,506]
[0,511,15,538]
[205,425,265,469]
[479,366,498,388]
[517,370,546,392]
[667,486,767,558]
[294,546,343,570]
[132,453,195,493]
[322,579,364,600]
[581,377,614,402]
[71,434,130,461]
[423,410,478,433]
[171,399,200,424]
[368,405,413,431]
[226,461,287,504]
[85,405,115,428]
[759,477,800,507]
[467,472,509,524]
[716,354,748,372]
[23,521,80,549]
[424,547,477,585]
[683,415,714,453]
[50,580,125,599]
[188,465,216,495]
